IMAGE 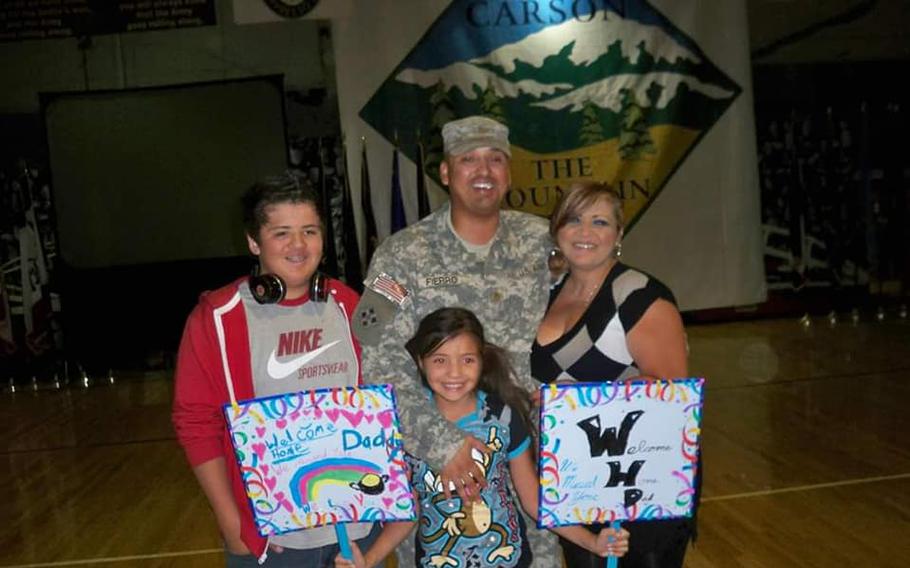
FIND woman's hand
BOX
[439,436,490,501]
[334,541,367,568]
[591,526,630,558]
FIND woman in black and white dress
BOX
[530,181,695,568]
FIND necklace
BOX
[567,278,600,304]
[569,264,613,306]
[582,285,599,304]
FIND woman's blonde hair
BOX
[548,181,624,274]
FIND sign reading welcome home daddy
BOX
[359,0,740,228]
[224,384,415,535]
[538,379,703,528]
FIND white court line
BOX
[5,473,910,567]
[702,472,910,502]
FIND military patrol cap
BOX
[442,116,511,158]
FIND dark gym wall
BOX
[41,77,288,371]
[44,77,288,268]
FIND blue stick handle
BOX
[606,519,621,568]
[335,523,352,560]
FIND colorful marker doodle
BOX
[290,458,383,506]
[224,384,415,536]
[537,379,704,529]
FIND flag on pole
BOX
[0,271,16,356]
[340,138,364,291]
[18,211,46,335]
[390,147,407,235]
[415,136,431,220]
[16,170,52,355]
[317,138,340,278]
[361,139,379,269]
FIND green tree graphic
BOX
[618,88,656,161]
[426,80,455,182]
[580,101,605,146]
[480,79,506,124]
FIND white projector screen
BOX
[43,77,288,268]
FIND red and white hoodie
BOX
[172,276,365,560]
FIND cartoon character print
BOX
[417,426,518,567]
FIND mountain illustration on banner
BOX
[359,0,741,227]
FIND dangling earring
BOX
[548,247,565,274]
[615,241,623,258]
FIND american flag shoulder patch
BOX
[368,273,409,306]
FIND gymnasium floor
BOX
[2,315,908,567]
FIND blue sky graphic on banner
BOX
[359,0,741,228]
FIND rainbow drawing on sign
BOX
[290,458,383,507]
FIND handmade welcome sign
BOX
[538,379,703,529]
[224,384,415,536]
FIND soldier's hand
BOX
[439,436,489,502]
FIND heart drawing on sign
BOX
[252,443,267,461]
[341,409,365,427]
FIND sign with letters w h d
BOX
[537,379,703,528]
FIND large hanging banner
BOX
[358,2,739,224]
[224,384,415,535]
[333,0,766,311]
[537,379,703,527]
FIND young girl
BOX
[336,307,629,568]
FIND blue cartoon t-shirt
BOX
[405,391,532,568]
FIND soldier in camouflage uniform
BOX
[353,116,560,567]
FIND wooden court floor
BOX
[1,316,908,567]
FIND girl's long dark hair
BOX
[405,307,532,432]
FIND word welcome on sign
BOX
[537,379,703,528]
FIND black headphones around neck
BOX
[249,269,328,304]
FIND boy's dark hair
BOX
[405,307,532,432]
[241,171,323,242]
